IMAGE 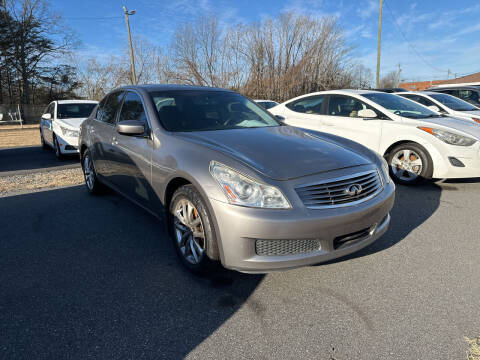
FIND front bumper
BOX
[210,181,395,273]
[54,133,79,154]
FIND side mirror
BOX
[42,113,52,120]
[275,115,286,123]
[358,108,377,119]
[428,105,440,112]
[116,120,145,136]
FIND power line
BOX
[62,16,122,20]
[383,0,448,74]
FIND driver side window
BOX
[327,95,376,118]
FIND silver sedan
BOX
[79,85,395,273]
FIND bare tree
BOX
[379,70,400,88]
[0,0,74,104]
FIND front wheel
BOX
[169,185,220,273]
[53,135,63,159]
[386,142,433,185]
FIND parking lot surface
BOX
[0,146,79,177]
[1,178,479,359]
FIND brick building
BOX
[399,72,480,91]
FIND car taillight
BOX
[472,118,480,124]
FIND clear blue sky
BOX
[51,0,480,82]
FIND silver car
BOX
[79,85,395,273]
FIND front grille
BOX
[296,170,383,209]
[255,239,320,256]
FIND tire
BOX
[40,130,48,150]
[81,148,105,195]
[386,142,433,185]
[168,184,220,274]
[53,135,63,159]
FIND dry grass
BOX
[0,168,84,196]
[0,125,41,148]
[466,336,480,360]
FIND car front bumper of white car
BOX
[54,132,80,154]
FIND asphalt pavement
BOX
[0,146,79,177]
[1,177,479,359]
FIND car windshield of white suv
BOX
[57,103,97,119]
[363,93,440,119]
[430,93,478,111]
[150,90,280,132]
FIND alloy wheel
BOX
[83,154,94,190]
[173,199,206,265]
[390,149,423,182]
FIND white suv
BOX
[40,100,98,158]
[271,90,480,184]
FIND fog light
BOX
[448,157,465,167]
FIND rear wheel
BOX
[169,185,220,273]
[81,148,105,195]
[387,142,433,185]
[40,130,49,150]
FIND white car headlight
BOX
[418,127,477,146]
[60,126,79,138]
[209,161,291,209]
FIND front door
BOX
[109,91,154,210]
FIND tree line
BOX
[1,0,388,106]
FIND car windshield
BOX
[150,90,280,132]
[429,93,478,111]
[57,103,97,119]
[363,92,439,119]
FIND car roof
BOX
[118,84,234,93]
[57,99,98,104]
[428,85,480,91]
[395,91,439,96]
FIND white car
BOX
[395,91,480,123]
[254,99,279,110]
[40,100,98,158]
[270,90,480,184]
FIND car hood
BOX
[57,117,87,129]
[175,126,371,180]
[414,116,480,139]
[461,110,480,117]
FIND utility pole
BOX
[123,6,137,85]
[447,69,451,79]
[397,63,402,87]
[376,0,384,88]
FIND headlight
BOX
[418,127,477,146]
[380,156,391,183]
[60,126,79,138]
[209,161,291,209]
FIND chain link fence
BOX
[0,104,47,126]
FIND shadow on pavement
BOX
[0,186,263,359]
[0,146,79,174]
[319,181,442,265]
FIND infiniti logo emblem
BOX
[345,184,363,196]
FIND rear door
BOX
[108,91,155,210]
[320,95,384,152]
[282,95,326,131]
[41,103,55,145]
[90,91,125,179]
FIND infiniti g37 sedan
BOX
[79,85,395,273]
[271,90,480,185]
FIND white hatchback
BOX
[271,90,480,184]
[40,100,98,158]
